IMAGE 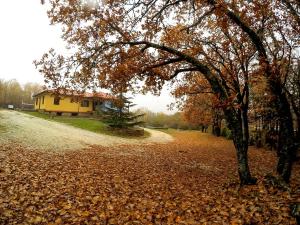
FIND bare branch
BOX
[181,7,215,32]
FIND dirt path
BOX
[0,110,173,151]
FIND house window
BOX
[54,97,60,105]
[81,100,89,107]
[42,96,45,104]
[35,98,38,105]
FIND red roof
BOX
[33,89,113,100]
[82,92,112,99]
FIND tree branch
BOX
[281,0,300,27]
[181,7,215,32]
[169,67,199,80]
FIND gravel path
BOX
[0,110,173,151]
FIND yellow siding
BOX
[35,93,93,113]
[40,96,46,110]
[34,97,38,110]
[34,96,45,110]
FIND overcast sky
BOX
[0,1,176,114]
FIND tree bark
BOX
[271,80,296,183]
[234,137,256,185]
[224,108,257,185]
[212,109,221,136]
[297,118,300,141]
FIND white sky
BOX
[0,0,176,114]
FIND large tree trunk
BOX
[271,80,296,183]
[234,137,255,185]
[224,108,257,185]
[297,118,300,141]
[212,109,221,137]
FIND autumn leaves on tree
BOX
[35,0,299,185]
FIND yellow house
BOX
[33,89,114,116]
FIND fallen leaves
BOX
[0,131,299,224]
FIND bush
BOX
[107,127,145,137]
[221,127,232,139]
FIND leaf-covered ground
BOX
[0,130,299,224]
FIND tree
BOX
[205,0,299,182]
[173,76,222,134]
[0,79,22,107]
[284,60,300,140]
[35,0,298,184]
[182,94,215,129]
[22,83,43,104]
[103,93,145,129]
[0,79,42,108]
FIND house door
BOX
[93,101,97,111]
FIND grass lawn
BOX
[0,109,7,132]
[22,111,150,139]
[0,124,6,133]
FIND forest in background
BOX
[0,79,42,108]
[135,108,199,130]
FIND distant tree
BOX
[22,83,43,104]
[182,94,223,135]
[0,79,42,108]
[135,108,195,130]
[0,79,22,107]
